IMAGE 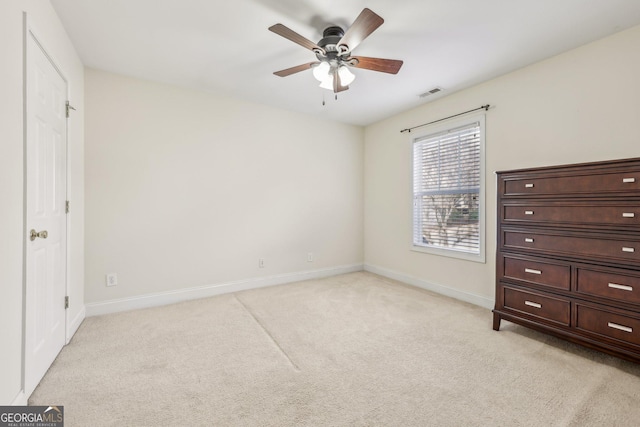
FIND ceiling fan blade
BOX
[274,62,320,77]
[350,56,403,74]
[333,69,349,93]
[269,24,324,53]
[337,8,384,53]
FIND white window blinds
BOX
[412,121,481,254]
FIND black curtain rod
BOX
[400,104,490,133]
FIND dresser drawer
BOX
[576,268,640,305]
[502,172,640,197]
[502,255,570,290]
[502,286,570,326]
[576,304,640,346]
[502,203,640,228]
[503,229,640,264]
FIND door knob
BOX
[29,229,48,241]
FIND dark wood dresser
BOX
[493,157,640,363]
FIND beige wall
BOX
[84,68,364,304]
[0,0,84,405]
[364,25,640,307]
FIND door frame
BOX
[22,13,71,397]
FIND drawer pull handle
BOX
[608,322,633,333]
[525,301,542,309]
[524,238,534,243]
[525,268,542,275]
[623,213,635,218]
[525,183,534,188]
[623,178,636,183]
[622,247,635,253]
[608,283,633,292]
[524,210,534,215]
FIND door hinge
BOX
[65,296,69,309]
[65,200,70,214]
[65,101,76,118]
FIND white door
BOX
[24,29,68,397]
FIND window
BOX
[411,115,485,262]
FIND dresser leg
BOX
[492,312,501,331]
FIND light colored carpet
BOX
[30,272,640,426]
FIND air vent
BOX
[419,87,443,98]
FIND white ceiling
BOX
[51,0,640,126]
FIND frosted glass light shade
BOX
[338,66,355,85]
[313,62,330,82]
[319,77,333,90]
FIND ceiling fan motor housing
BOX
[317,26,347,62]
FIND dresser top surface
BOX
[496,157,640,176]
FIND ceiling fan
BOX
[269,8,403,94]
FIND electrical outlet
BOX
[258,258,265,268]
[106,273,118,287]
[307,252,313,262]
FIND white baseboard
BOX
[66,306,86,344]
[85,263,364,316]
[11,390,27,406]
[364,263,494,309]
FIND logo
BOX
[0,406,64,427]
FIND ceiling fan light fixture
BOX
[313,64,356,90]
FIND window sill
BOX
[411,244,486,263]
